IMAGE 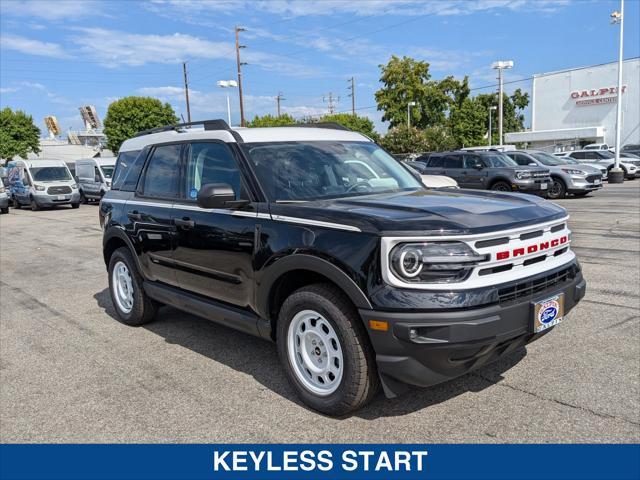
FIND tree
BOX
[379,125,429,154]
[423,125,457,152]
[246,113,297,128]
[448,97,488,148]
[474,89,530,145]
[103,97,178,153]
[315,113,380,142]
[374,55,470,129]
[0,108,40,165]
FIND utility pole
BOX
[182,61,191,123]
[347,77,355,115]
[323,92,339,114]
[610,0,625,183]
[235,26,247,127]
[276,92,285,117]
[491,60,514,146]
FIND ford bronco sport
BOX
[100,120,586,415]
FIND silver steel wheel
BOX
[112,261,134,314]
[287,310,344,396]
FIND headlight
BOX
[562,168,585,175]
[515,171,532,180]
[71,183,78,189]
[0,186,5,193]
[390,242,488,284]
[105,181,111,187]
[35,184,45,191]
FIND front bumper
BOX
[567,175,603,193]
[360,262,586,397]
[33,192,80,206]
[513,178,550,193]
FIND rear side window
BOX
[112,150,142,191]
[141,144,182,199]
[427,156,444,168]
[570,152,585,159]
[443,155,462,168]
[463,155,481,168]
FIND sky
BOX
[1,0,638,136]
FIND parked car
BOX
[5,159,80,210]
[563,150,639,179]
[402,160,459,188]
[621,144,640,156]
[559,157,608,181]
[584,143,610,150]
[76,157,116,203]
[0,185,9,214]
[100,120,585,415]
[505,150,602,199]
[422,150,551,194]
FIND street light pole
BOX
[488,106,497,146]
[610,0,625,183]
[407,101,416,128]
[491,60,514,146]
[217,80,238,126]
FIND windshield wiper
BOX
[275,200,309,204]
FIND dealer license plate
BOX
[57,195,66,200]
[540,183,547,189]
[533,293,564,333]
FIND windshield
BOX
[531,152,567,166]
[242,141,422,201]
[562,158,579,164]
[29,166,71,182]
[598,151,615,159]
[482,154,518,168]
[100,165,115,179]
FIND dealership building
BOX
[506,58,639,152]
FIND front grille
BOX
[533,171,549,178]
[47,186,72,195]
[498,266,575,304]
[586,174,601,184]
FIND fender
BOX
[257,253,373,320]
[102,225,145,275]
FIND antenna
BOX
[79,105,101,131]
[44,116,60,139]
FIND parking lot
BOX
[0,182,638,444]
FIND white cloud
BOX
[19,81,70,105]
[0,87,19,94]
[0,0,104,21]
[0,34,71,59]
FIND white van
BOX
[75,157,116,203]
[6,159,80,210]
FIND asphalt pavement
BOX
[1,182,638,443]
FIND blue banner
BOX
[1,444,638,480]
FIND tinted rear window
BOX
[112,150,143,191]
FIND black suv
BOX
[423,150,551,194]
[100,120,585,415]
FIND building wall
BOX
[532,58,639,148]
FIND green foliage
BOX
[0,108,41,164]
[103,97,178,153]
[448,97,488,148]
[375,55,470,129]
[423,125,457,152]
[474,89,530,145]
[379,125,429,154]
[246,113,297,127]
[314,113,380,142]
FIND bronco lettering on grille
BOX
[496,235,568,260]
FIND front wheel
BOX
[12,197,21,209]
[490,181,511,192]
[108,247,158,326]
[71,203,80,209]
[0,207,8,214]
[547,178,566,199]
[277,284,379,415]
[30,198,39,211]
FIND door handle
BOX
[128,211,142,221]
[174,217,195,229]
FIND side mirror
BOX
[529,162,537,166]
[196,183,237,209]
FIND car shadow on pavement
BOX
[94,288,527,420]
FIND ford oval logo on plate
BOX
[534,294,565,333]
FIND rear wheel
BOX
[30,198,39,211]
[1,207,8,214]
[12,197,20,209]
[71,203,80,209]
[277,283,379,415]
[108,247,158,326]
[490,181,511,192]
[80,191,88,204]
[547,177,566,199]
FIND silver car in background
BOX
[506,150,602,199]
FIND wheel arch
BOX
[103,227,142,273]
[488,177,512,189]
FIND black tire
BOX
[80,191,88,204]
[12,197,20,209]
[30,197,39,211]
[107,247,158,326]
[547,177,566,199]
[71,203,80,209]
[490,181,511,192]
[276,283,379,415]
[1,207,8,214]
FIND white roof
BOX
[9,159,68,168]
[119,126,370,152]
[76,157,116,165]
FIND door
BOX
[442,154,466,185]
[171,141,258,309]
[128,143,183,286]
[462,154,487,189]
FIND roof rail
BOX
[290,122,352,131]
[132,119,232,138]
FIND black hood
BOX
[270,188,567,235]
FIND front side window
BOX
[481,154,518,168]
[242,141,422,202]
[428,156,444,168]
[443,155,462,169]
[184,142,244,201]
[101,165,114,179]
[596,151,614,159]
[530,152,566,166]
[29,166,71,182]
[141,144,182,198]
